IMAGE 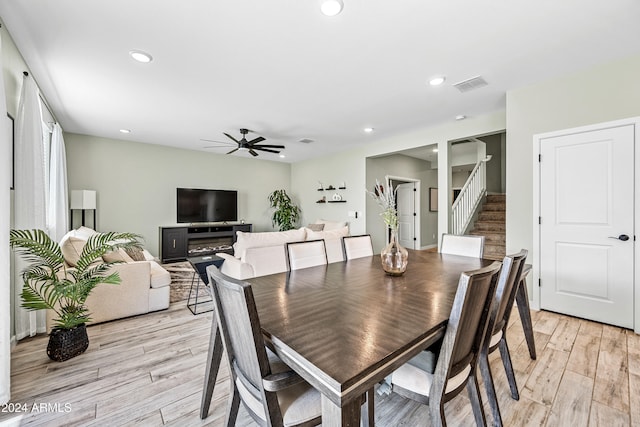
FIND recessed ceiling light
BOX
[455,115,466,121]
[129,50,153,63]
[320,0,344,16]
[429,76,446,86]
[432,148,438,153]
[364,127,374,133]
[119,129,131,134]
[279,154,286,158]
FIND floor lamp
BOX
[70,190,96,230]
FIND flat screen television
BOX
[176,188,238,223]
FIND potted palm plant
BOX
[9,229,142,361]
[268,189,301,231]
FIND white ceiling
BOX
[1,1,639,163]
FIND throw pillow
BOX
[306,223,325,232]
[315,219,348,231]
[125,247,146,262]
[103,248,135,263]
[61,237,87,267]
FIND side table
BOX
[187,255,224,315]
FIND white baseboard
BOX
[421,244,437,250]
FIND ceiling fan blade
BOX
[200,138,235,145]
[252,147,280,154]
[223,133,239,143]
[253,144,285,149]
[226,148,239,155]
[204,145,233,149]
[247,136,266,145]
[249,149,259,157]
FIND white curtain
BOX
[48,123,68,242]
[0,30,13,404]
[13,74,47,340]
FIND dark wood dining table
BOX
[241,250,495,426]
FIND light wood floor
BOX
[2,300,639,426]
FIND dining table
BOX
[201,249,498,425]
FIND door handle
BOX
[608,234,630,241]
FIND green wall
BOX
[65,133,292,256]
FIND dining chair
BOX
[286,239,328,270]
[390,261,502,427]
[207,266,323,426]
[479,249,528,427]
[342,234,374,260]
[440,233,485,258]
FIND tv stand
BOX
[159,224,251,263]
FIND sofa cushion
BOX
[306,223,325,232]
[233,227,307,259]
[306,226,349,263]
[75,226,98,240]
[103,248,135,263]
[314,219,348,231]
[61,236,87,267]
[149,261,171,288]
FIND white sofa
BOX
[217,220,349,280]
[46,226,171,329]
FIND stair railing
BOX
[451,155,492,235]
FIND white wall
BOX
[65,133,292,256]
[292,111,507,249]
[365,154,437,251]
[506,53,640,298]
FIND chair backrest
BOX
[286,239,328,270]
[440,234,485,258]
[342,235,374,260]
[489,249,528,337]
[207,266,282,423]
[432,261,501,400]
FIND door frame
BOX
[532,116,640,333]
[385,175,421,249]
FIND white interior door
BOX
[396,182,416,249]
[539,124,634,328]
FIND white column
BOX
[437,139,451,250]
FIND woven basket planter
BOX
[47,324,89,362]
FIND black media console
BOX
[159,224,252,263]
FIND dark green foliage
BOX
[268,189,301,231]
[10,229,142,329]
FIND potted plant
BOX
[9,229,142,361]
[268,189,301,231]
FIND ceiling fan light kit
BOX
[320,0,344,16]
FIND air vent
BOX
[298,138,315,144]
[453,76,488,93]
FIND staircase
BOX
[470,194,505,260]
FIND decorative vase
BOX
[381,230,408,276]
[47,324,89,362]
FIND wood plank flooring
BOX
[1,301,638,426]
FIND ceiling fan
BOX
[202,128,285,157]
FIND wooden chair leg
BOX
[200,319,223,419]
[516,274,537,360]
[479,351,503,427]
[225,385,241,427]
[466,376,488,427]
[498,339,519,400]
[429,398,447,427]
